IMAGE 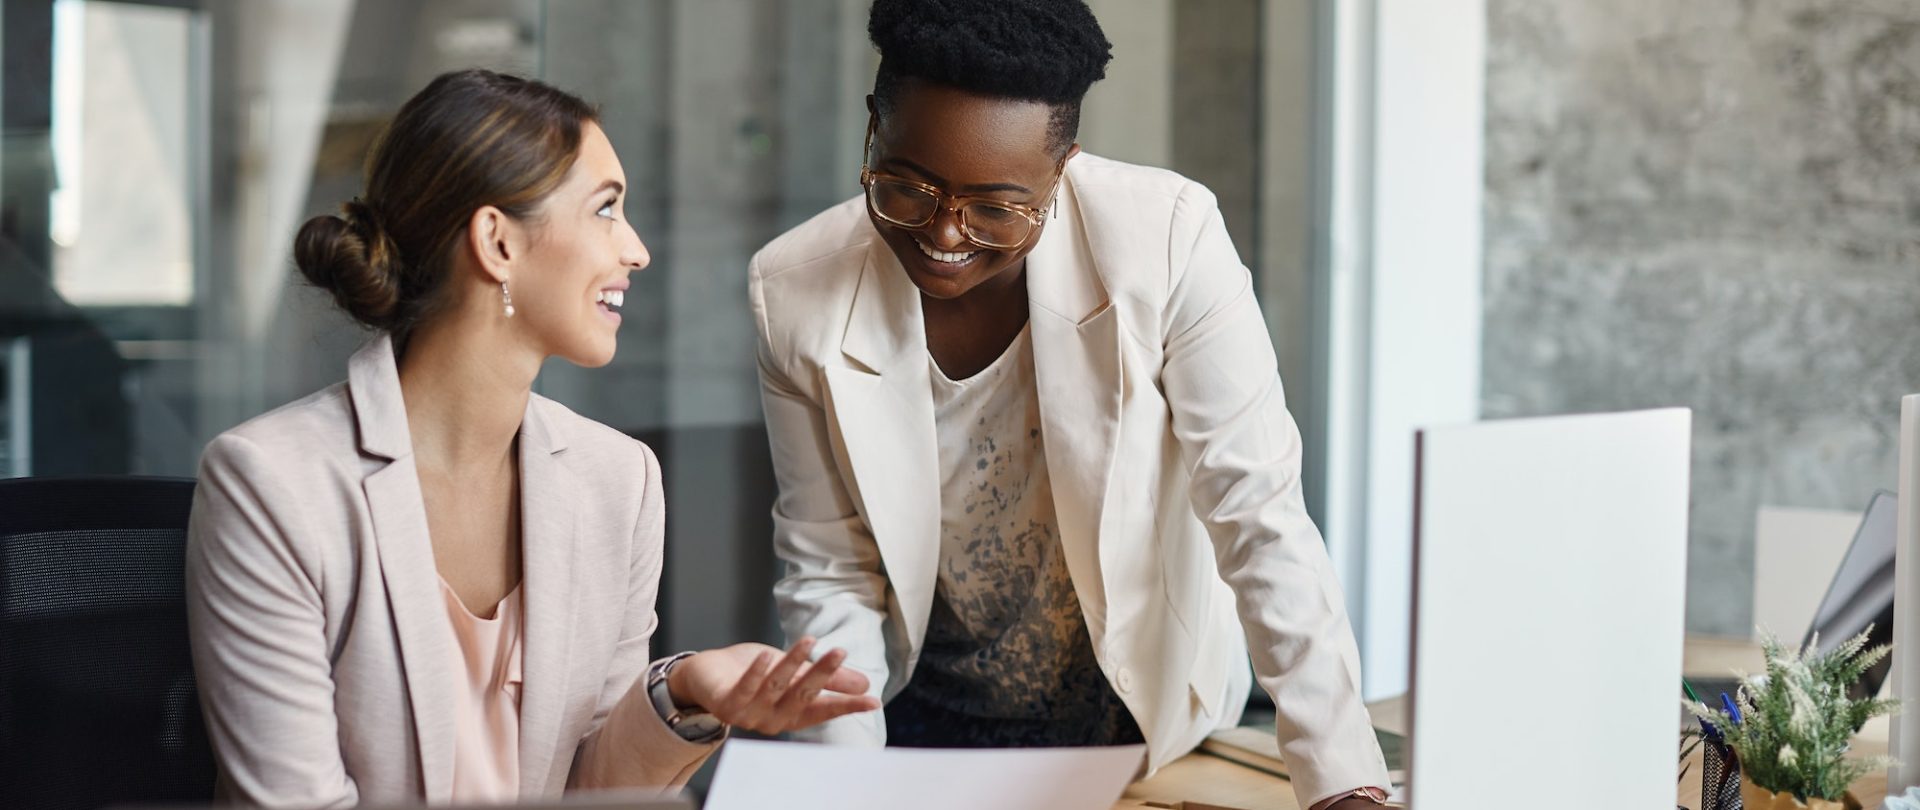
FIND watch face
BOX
[675,713,726,742]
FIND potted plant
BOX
[1688,628,1899,810]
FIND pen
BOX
[1683,678,1722,740]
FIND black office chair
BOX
[0,476,215,809]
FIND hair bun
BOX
[294,199,403,330]
[293,70,598,339]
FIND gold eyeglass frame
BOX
[858,123,1061,250]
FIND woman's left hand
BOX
[665,637,880,735]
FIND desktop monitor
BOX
[1408,408,1691,810]
[1889,395,1920,789]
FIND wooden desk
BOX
[1112,638,1892,810]
[1117,752,1297,810]
[1113,698,1404,810]
[1684,634,1770,680]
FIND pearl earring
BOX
[501,281,515,318]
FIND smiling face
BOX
[866,81,1077,301]
[507,121,647,368]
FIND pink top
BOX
[439,578,525,804]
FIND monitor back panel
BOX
[1409,408,1691,810]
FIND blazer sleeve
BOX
[568,441,721,789]
[750,252,891,747]
[185,433,359,808]
[1157,183,1391,807]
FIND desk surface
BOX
[1117,752,1297,810]
[1684,634,1770,680]
[1114,637,1891,810]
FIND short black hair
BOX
[868,0,1113,157]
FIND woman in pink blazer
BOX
[185,69,877,807]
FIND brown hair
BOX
[294,69,598,336]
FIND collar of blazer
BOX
[347,334,567,460]
[345,334,581,800]
[825,164,1127,654]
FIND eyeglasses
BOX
[858,125,1059,250]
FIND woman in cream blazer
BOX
[188,70,875,807]
[754,151,1388,805]
[751,4,1389,808]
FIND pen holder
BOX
[1700,737,1742,810]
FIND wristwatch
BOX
[646,652,728,744]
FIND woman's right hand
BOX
[665,637,880,735]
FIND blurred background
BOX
[1,0,1916,707]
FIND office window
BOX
[0,0,1322,685]
[50,0,197,307]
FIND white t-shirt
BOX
[891,325,1135,745]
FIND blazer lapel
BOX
[1026,168,1124,638]
[515,399,577,796]
[348,336,456,802]
[823,240,941,655]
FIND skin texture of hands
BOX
[665,637,880,735]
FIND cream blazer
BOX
[750,153,1390,807]
[185,335,716,807]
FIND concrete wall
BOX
[1483,0,1920,636]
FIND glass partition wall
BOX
[1,0,1317,671]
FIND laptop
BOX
[1407,409,1692,809]
[1800,490,1897,698]
[1688,491,1899,705]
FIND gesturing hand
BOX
[666,637,880,735]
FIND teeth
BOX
[914,239,977,264]
[597,290,624,309]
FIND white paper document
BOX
[702,740,1147,810]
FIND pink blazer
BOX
[186,335,716,807]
